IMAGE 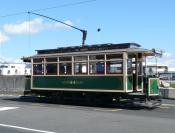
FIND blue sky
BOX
[0,0,175,67]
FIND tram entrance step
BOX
[128,92,145,96]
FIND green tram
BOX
[23,43,161,107]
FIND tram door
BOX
[129,53,143,92]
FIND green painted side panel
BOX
[127,76,133,91]
[33,76,123,90]
[149,78,159,95]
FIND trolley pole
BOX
[28,12,87,47]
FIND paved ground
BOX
[0,96,175,133]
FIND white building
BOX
[144,65,168,76]
[0,63,31,75]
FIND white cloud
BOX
[0,18,73,45]
[3,18,73,35]
[163,52,172,58]
[0,56,23,63]
[147,52,175,68]
[0,32,9,43]
[160,52,175,67]
[3,18,44,35]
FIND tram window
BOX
[89,55,104,60]
[33,64,44,75]
[46,57,57,62]
[74,63,87,74]
[106,54,122,60]
[46,64,57,75]
[59,63,72,75]
[106,61,123,74]
[33,58,44,63]
[127,59,133,74]
[89,62,104,74]
[74,56,88,61]
[132,58,136,62]
[59,57,72,62]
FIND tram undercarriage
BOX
[23,89,161,108]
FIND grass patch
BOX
[170,83,175,88]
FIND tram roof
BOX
[36,43,141,55]
[22,43,158,62]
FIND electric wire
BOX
[31,0,96,12]
[0,0,96,18]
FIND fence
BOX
[0,75,30,95]
[159,87,175,99]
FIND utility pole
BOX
[28,12,87,46]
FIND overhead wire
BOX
[31,0,96,12]
[0,0,96,18]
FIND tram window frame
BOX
[58,56,72,75]
[74,62,88,75]
[33,58,44,75]
[89,61,105,74]
[137,61,143,75]
[89,55,105,75]
[106,54,123,74]
[127,59,133,75]
[73,56,88,75]
[33,58,44,63]
[74,56,88,62]
[33,64,44,75]
[45,63,58,75]
[89,55,104,61]
[106,54,123,60]
[44,57,58,75]
[137,54,143,75]
[131,59,142,75]
[106,60,123,74]
[59,62,72,75]
[59,56,72,62]
[45,57,57,62]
